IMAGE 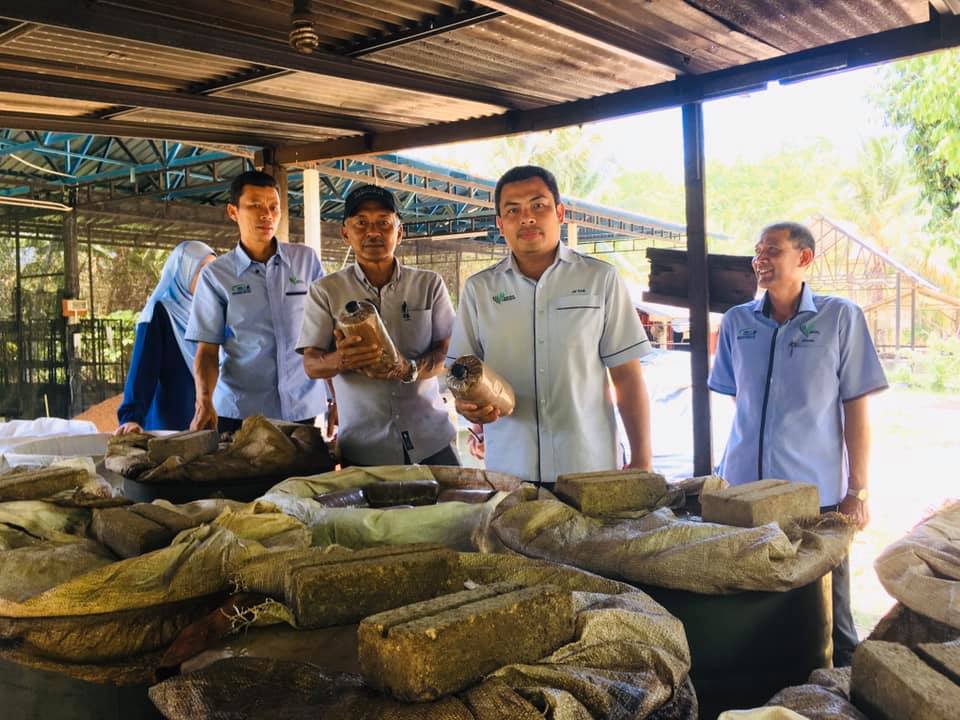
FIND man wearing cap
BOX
[448,165,653,486]
[298,184,459,466]
[708,221,888,666]
[186,170,328,433]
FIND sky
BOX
[408,66,889,185]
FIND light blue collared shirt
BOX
[186,240,327,421]
[448,244,652,485]
[708,284,888,505]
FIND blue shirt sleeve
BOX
[185,263,227,344]
[838,301,888,400]
[708,313,738,396]
[117,311,166,425]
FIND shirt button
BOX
[538,339,544,344]
[539,368,545,373]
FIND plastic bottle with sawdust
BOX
[337,300,402,373]
[447,355,515,415]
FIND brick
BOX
[284,543,460,628]
[555,469,668,514]
[0,466,88,501]
[917,640,960,686]
[700,479,819,527]
[359,582,574,701]
[91,506,175,558]
[363,480,440,507]
[851,641,960,720]
[146,430,219,464]
[129,502,198,534]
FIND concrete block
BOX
[91,506,175,558]
[129,502,197,534]
[555,469,668,514]
[146,430,218,464]
[701,479,819,527]
[285,543,460,628]
[0,466,88,501]
[851,640,960,720]
[359,582,574,701]
[917,640,960,686]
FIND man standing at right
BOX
[708,221,888,666]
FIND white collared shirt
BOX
[186,241,327,421]
[448,244,652,484]
[297,261,456,464]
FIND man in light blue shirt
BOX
[449,165,653,486]
[186,170,327,432]
[709,221,887,666]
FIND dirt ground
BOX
[849,386,960,636]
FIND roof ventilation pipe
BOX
[289,0,320,54]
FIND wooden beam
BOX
[344,6,504,57]
[0,19,33,44]
[0,111,278,148]
[275,13,960,164]
[0,69,406,133]
[478,0,692,74]
[0,1,544,110]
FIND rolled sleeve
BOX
[185,268,226,345]
[838,302,888,400]
[296,281,335,354]
[599,270,651,368]
[708,316,738,396]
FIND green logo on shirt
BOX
[799,320,819,337]
[492,291,517,304]
[289,274,303,285]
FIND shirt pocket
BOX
[549,293,603,346]
[396,308,433,357]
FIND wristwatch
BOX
[846,487,868,502]
[401,358,419,384]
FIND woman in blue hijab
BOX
[116,241,216,433]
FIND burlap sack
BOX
[874,500,960,630]
[489,500,854,594]
[150,552,694,720]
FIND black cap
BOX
[343,184,399,220]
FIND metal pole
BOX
[14,216,25,416]
[86,226,96,320]
[62,191,81,416]
[910,284,917,349]
[895,272,901,352]
[682,102,713,476]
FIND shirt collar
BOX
[754,282,817,319]
[233,239,284,276]
[499,242,569,276]
[352,258,400,290]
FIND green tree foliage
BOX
[876,49,960,267]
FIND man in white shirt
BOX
[448,165,653,485]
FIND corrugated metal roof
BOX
[0,92,111,117]
[686,0,929,54]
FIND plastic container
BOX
[336,300,401,373]
[446,355,515,416]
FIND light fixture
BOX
[289,0,320,54]
[0,196,73,212]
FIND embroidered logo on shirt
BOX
[799,320,820,338]
[492,291,517,305]
[288,274,303,285]
[570,288,588,294]
[231,283,252,295]
[736,328,757,340]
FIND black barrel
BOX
[0,658,161,720]
[640,575,832,720]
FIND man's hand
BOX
[838,495,870,530]
[455,398,500,425]
[467,423,485,460]
[114,422,144,435]
[190,399,218,431]
[334,329,382,371]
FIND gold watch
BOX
[846,487,868,502]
